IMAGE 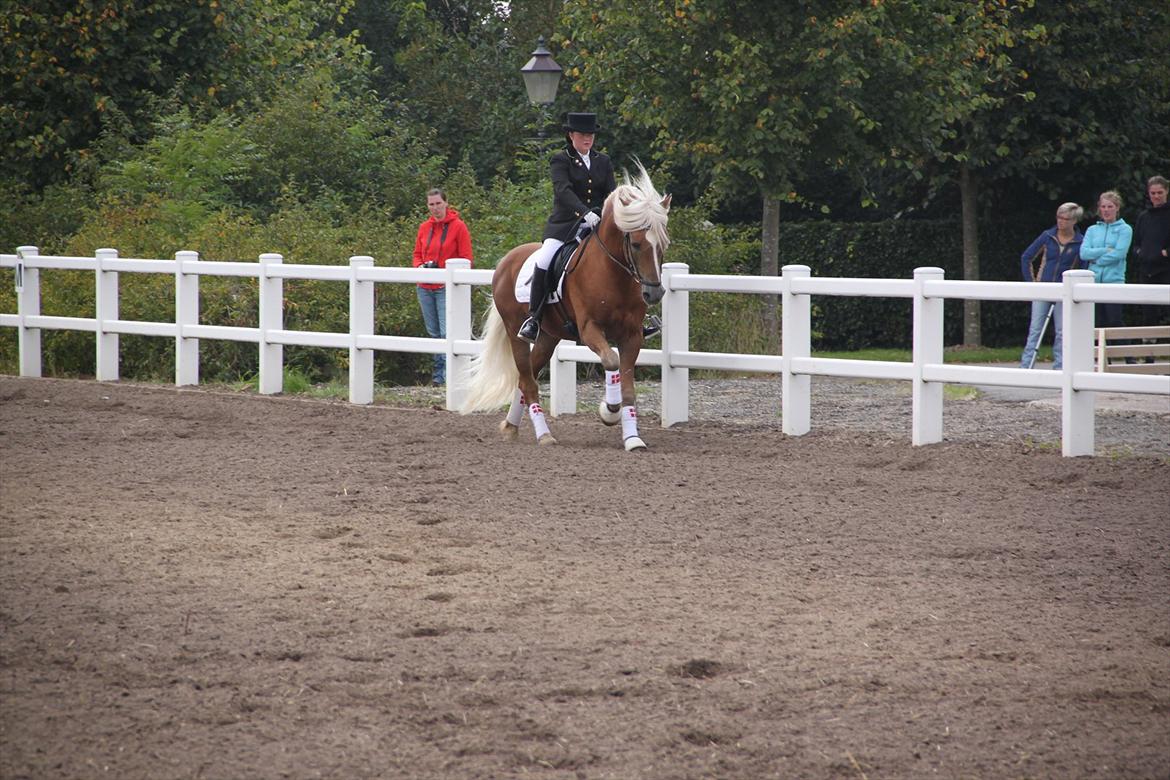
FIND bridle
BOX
[588,225,662,290]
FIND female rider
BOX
[517,112,659,342]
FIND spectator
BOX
[1080,190,1133,362]
[412,188,472,385]
[1132,175,1169,331]
[1019,202,1084,370]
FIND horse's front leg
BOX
[616,339,646,451]
[578,320,620,372]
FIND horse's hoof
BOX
[499,420,519,441]
[624,436,647,452]
[598,400,621,426]
[538,433,558,446]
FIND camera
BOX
[422,261,438,269]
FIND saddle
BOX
[547,239,583,341]
[547,238,579,292]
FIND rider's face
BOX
[569,131,594,156]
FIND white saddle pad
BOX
[514,254,566,305]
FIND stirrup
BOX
[517,316,541,344]
[642,314,662,339]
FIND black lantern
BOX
[520,37,562,106]
[520,37,562,138]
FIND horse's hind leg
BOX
[499,389,523,440]
[511,335,557,445]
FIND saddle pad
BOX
[514,245,573,304]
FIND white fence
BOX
[2,245,1168,457]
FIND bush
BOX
[777,218,1036,349]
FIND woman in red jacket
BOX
[413,188,473,385]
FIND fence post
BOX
[660,262,689,427]
[912,267,945,446]
[444,258,472,412]
[781,264,811,436]
[258,253,284,395]
[348,256,375,405]
[548,341,577,416]
[95,248,120,381]
[174,250,200,386]
[15,245,41,377]
[1062,270,1096,456]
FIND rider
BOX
[517,112,661,343]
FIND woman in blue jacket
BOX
[1019,202,1084,369]
[1080,190,1133,336]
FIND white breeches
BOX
[531,238,564,271]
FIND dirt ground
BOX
[1,376,1168,780]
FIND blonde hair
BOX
[1098,190,1123,209]
[1056,202,1083,221]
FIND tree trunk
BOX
[959,164,981,347]
[761,194,780,351]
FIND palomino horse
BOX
[459,165,671,451]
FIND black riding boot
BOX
[518,266,549,344]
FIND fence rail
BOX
[2,246,1167,457]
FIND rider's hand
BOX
[583,210,601,230]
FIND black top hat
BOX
[562,112,602,134]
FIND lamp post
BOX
[519,36,562,139]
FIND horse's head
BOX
[607,163,671,305]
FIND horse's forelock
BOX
[608,163,671,251]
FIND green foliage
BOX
[1,0,370,189]
[561,1,1020,207]
[914,0,1169,205]
[232,70,445,218]
[779,218,1035,349]
[385,1,533,181]
[1,0,228,187]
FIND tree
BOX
[906,0,1169,345]
[560,0,1022,345]
[1,0,227,187]
[339,0,563,182]
[1,0,366,189]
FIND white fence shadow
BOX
[2,246,1167,457]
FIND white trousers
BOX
[531,238,563,271]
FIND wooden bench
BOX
[1095,325,1170,374]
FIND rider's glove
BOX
[582,210,601,230]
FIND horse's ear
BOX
[661,194,672,211]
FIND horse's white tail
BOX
[459,304,520,414]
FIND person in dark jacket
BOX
[1132,175,1169,329]
[1019,202,1084,370]
[517,113,660,343]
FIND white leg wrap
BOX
[506,388,524,427]
[620,405,639,440]
[529,402,552,440]
[605,370,622,406]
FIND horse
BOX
[459,164,671,451]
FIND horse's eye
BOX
[631,242,642,251]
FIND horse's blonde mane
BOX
[607,161,670,253]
